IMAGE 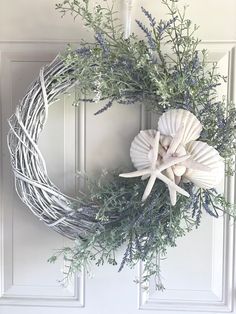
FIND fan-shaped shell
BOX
[158,109,202,145]
[130,129,156,170]
[184,141,224,188]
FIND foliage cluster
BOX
[48,0,236,289]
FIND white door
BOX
[0,1,236,313]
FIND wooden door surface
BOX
[0,1,236,313]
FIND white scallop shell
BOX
[183,141,224,188]
[130,129,156,170]
[158,109,202,145]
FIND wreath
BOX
[7,0,236,290]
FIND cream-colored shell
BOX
[130,129,156,170]
[123,108,224,205]
[158,109,202,145]
[184,141,224,188]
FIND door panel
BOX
[0,1,235,313]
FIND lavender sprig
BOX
[135,19,156,50]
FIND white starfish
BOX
[119,131,191,203]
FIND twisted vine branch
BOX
[7,55,101,240]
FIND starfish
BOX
[119,130,191,204]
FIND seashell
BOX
[130,129,156,170]
[183,141,224,188]
[160,135,172,150]
[172,165,186,177]
[158,109,203,145]
[122,108,224,205]
[172,143,187,176]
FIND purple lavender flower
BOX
[157,16,178,38]
[217,102,226,129]
[94,98,115,115]
[136,19,156,49]
[95,32,110,56]
[141,6,156,27]
[76,47,91,57]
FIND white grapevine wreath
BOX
[7,0,236,290]
[7,57,96,239]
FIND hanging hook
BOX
[124,0,135,38]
